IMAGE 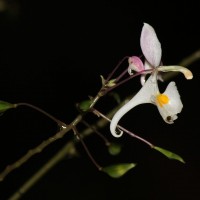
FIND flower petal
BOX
[144,59,153,70]
[156,82,183,124]
[110,73,158,137]
[143,60,164,82]
[140,23,162,67]
[140,74,146,85]
[140,60,154,85]
[158,65,193,80]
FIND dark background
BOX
[0,1,199,199]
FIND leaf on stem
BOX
[153,146,185,163]
[100,75,116,87]
[79,99,92,112]
[0,101,15,113]
[106,79,116,87]
[102,163,137,178]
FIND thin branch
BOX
[114,68,129,83]
[105,69,152,94]
[105,56,129,82]
[179,49,200,66]
[7,141,76,200]
[15,103,66,128]
[81,120,110,146]
[72,126,102,170]
[0,126,70,182]
[93,108,154,148]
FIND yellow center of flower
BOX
[156,94,169,107]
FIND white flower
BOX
[110,23,193,137]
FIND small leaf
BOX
[153,146,185,163]
[100,75,116,87]
[108,143,122,156]
[102,163,137,178]
[0,101,15,113]
[78,99,92,112]
[106,79,116,87]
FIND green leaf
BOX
[106,79,116,87]
[0,101,15,113]
[100,75,116,87]
[78,99,92,112]
[108,143,122,156]
[102,163,137,178]
[153,146,185,163]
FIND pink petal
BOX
[140,23,162,67]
